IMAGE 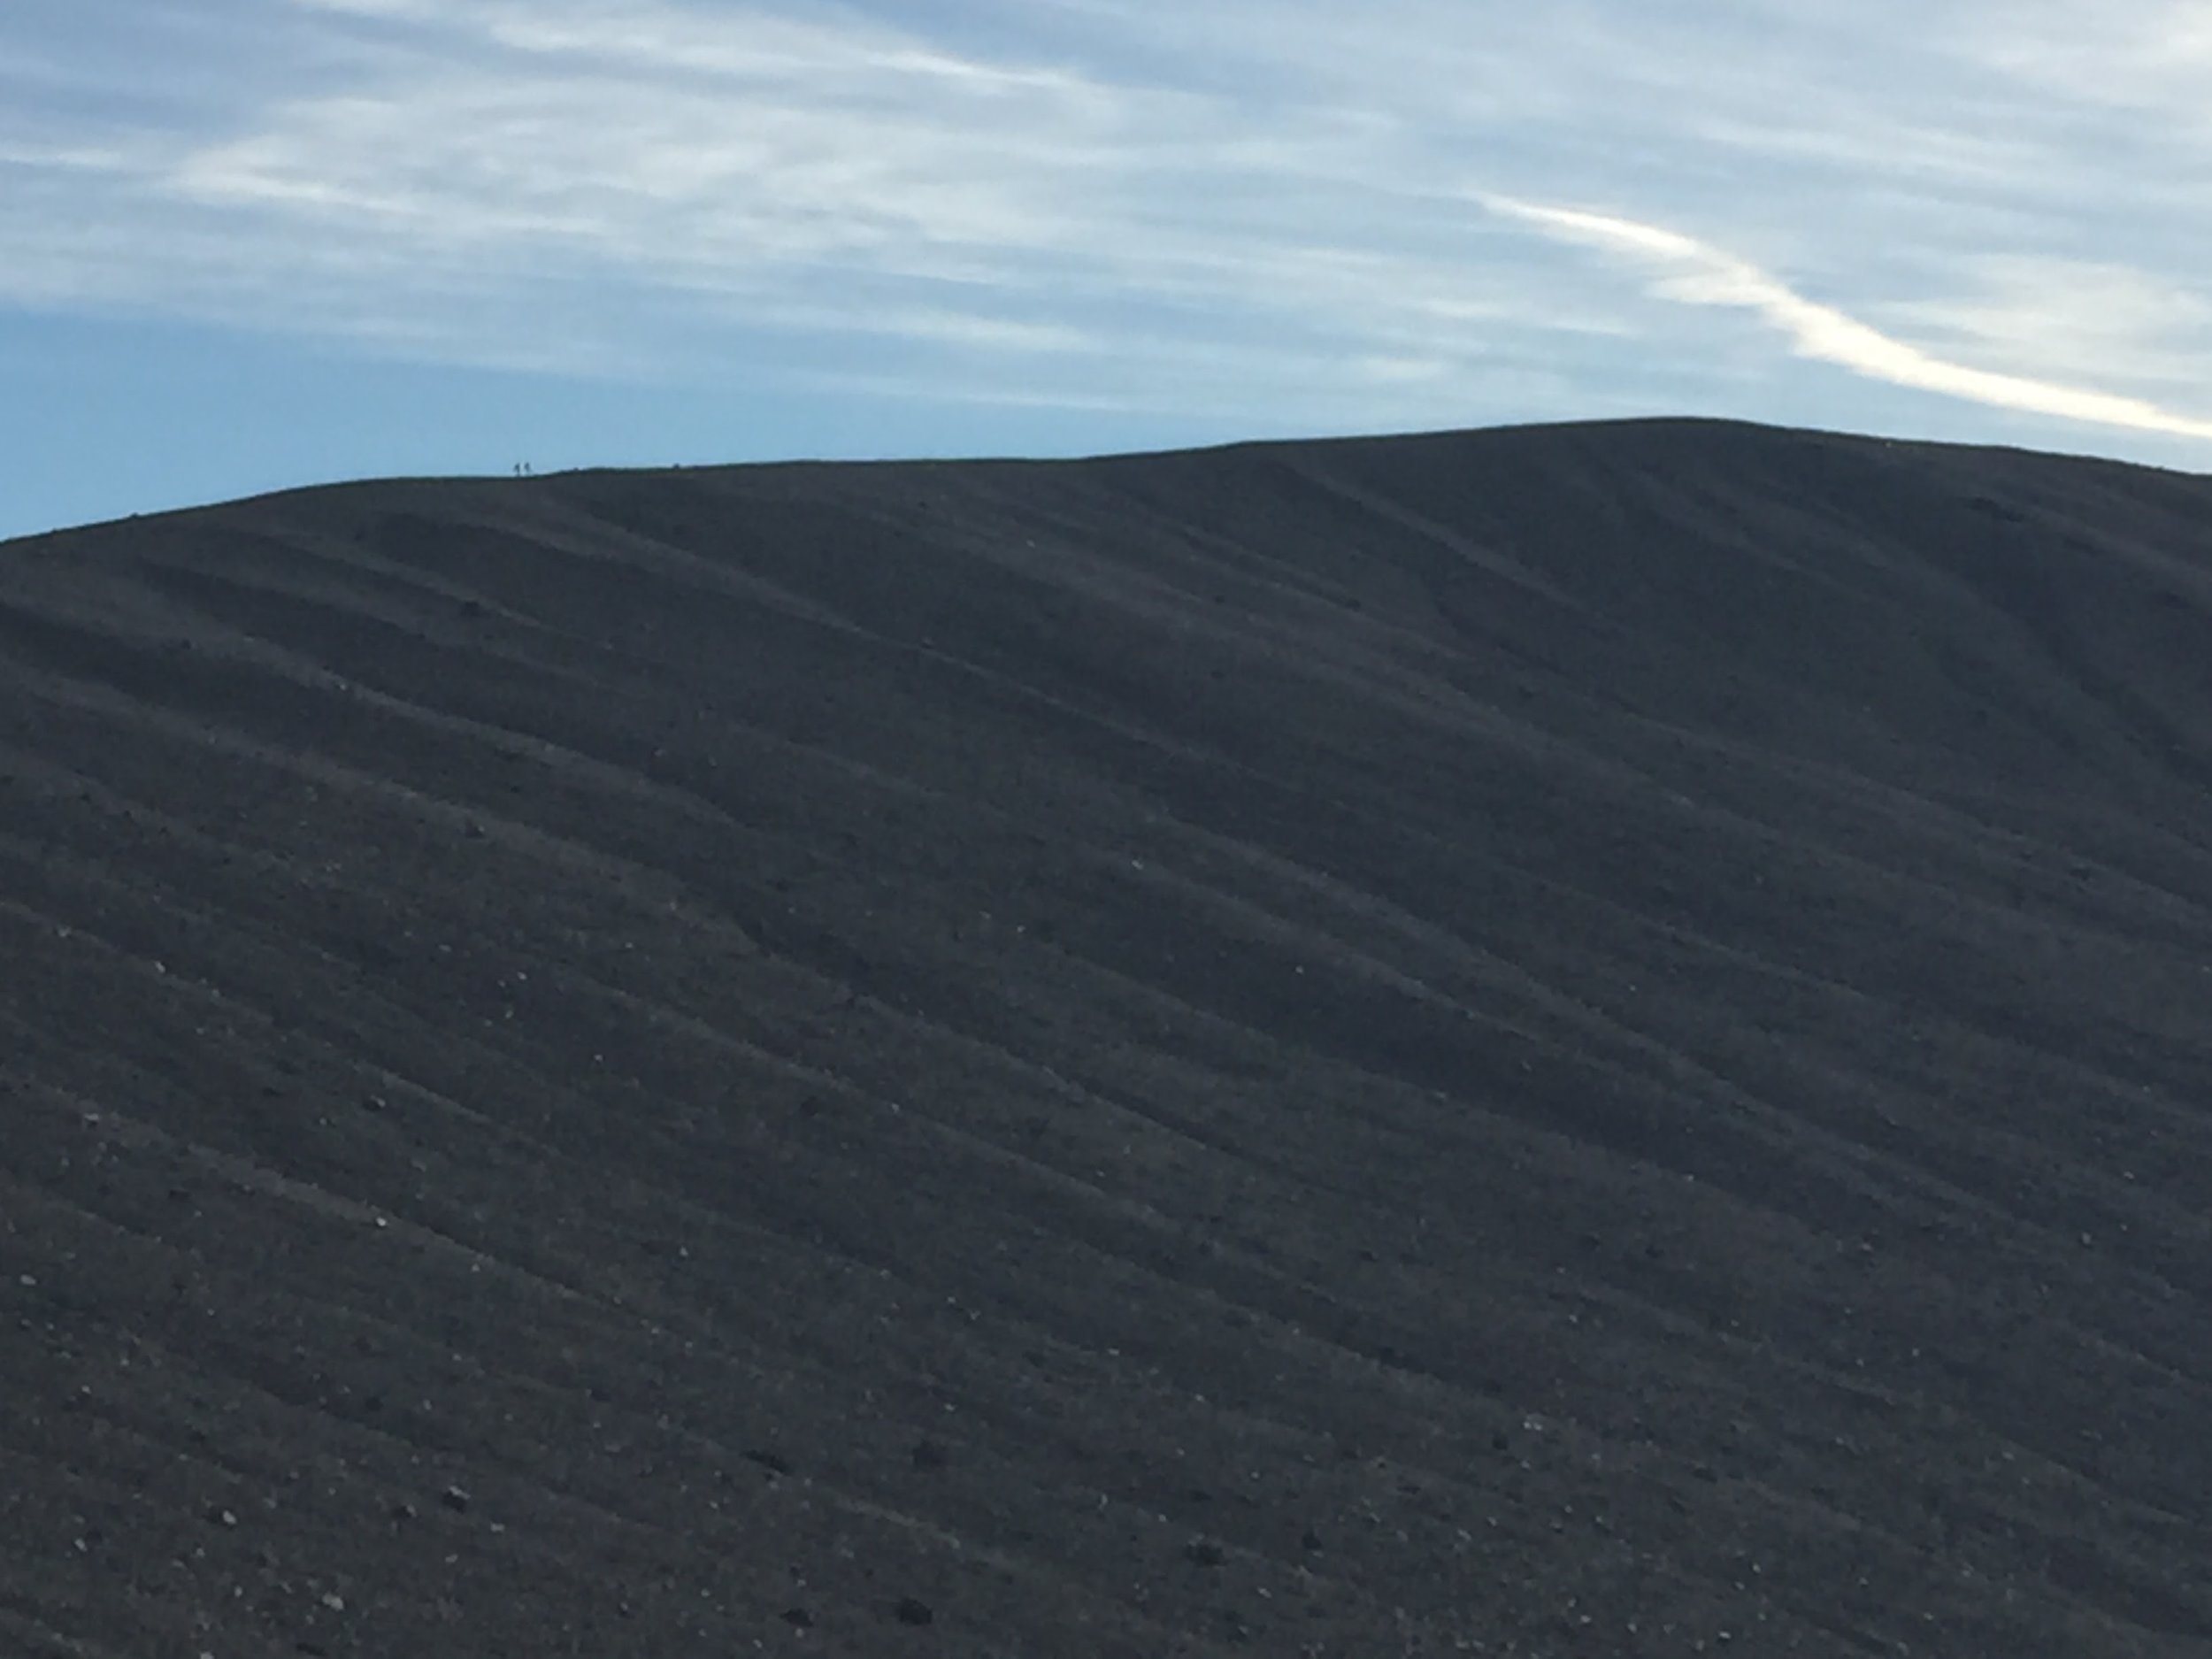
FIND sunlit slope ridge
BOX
[2,417,2209,1656]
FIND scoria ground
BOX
[4,419,2210,1655]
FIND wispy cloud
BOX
[2,0,2208,457]
[1889,256,2212,394]
[1486,196,2212,442]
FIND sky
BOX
[4,0,2211,538]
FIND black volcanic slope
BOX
[4,419,2211,1658]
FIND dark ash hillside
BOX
[3,418,2210,1656]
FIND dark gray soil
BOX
[3,417,2210,1656]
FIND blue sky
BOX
[4,0,2210,538]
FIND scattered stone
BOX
[438,1485,471,1513]
[1300,1527,1324,1553]
[893,1598,934,1626]
[780,1607,814,1630]
[744,1449,793,1477]
[1185,1539,1226,1567]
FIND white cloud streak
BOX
[1486,196,2212,442]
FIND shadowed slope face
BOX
[3,419,2211,1657]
